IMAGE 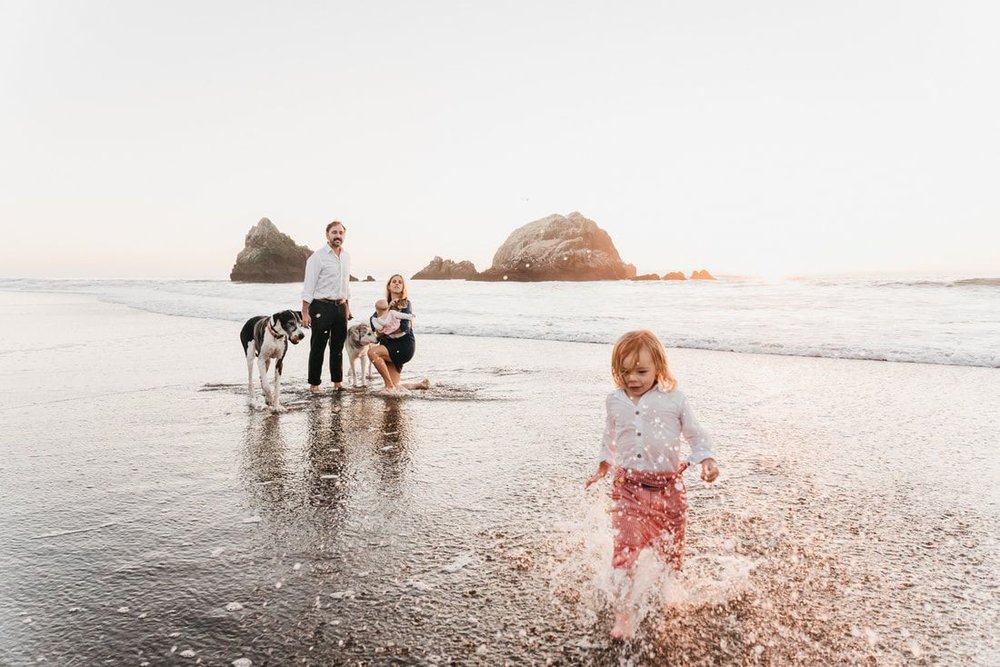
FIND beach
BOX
[1,290,998,666]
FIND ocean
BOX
[2,272,998,367]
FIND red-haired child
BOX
[585,329,720,639]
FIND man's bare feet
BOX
[309,385,321,394]
[610,608,636,640]
[332,382,344,391]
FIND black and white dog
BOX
[240,310,305,412]
[345,322,379,387]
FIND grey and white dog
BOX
[345,322,379,387]
[239,310,305,412]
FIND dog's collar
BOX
[266,319,285,339]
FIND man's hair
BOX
[326,220,346,233]
[610,329,678,391]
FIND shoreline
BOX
[2,290,998,665]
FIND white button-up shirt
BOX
[599,385,717,473]
[301,245,351,303]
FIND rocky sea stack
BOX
[412,257,479,280]
[230,218,312,283]
[473,212,636,281]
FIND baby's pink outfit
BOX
[372,310,411,335]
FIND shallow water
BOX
[1,292,998,665]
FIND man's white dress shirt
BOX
[599,385,717,473]
[301,245,351,303]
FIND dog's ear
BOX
[292,310,302,324]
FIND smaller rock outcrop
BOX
[663,272,687,281]
[363,275,376,282]
[691,269,716,280]
[230,218,312,283]
[412,257,479,280]
[632,273,661,281]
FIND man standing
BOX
[301,221,352,392]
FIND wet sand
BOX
[1,291,998,666]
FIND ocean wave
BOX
[790,275,1000,289]
[871,278,1000,289]
[416,327,1000,369]
[954,277,1000,287]
[3,278,998,370]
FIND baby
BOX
[371,298,415,336]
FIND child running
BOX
[585,329,719,640]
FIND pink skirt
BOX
[610,464,688,570]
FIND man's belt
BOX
[314,298,347,304]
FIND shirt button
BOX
[635,410,640,415]
[636,432,641,436]
[636,453,642,458]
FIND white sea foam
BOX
[1,275,997,367]
[442,552,476,573]
[29,521,117,539]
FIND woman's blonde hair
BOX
[385,274,409,305]
[610,330,677,391]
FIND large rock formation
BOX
[230,218,312,283]
[473,212,635,281]
[412,256,479,280]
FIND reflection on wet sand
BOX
[302,399,350,510]
[373,399,411,488]
[238,393,415,534]
[239,412,291,503]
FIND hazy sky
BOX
[2,1,998,280]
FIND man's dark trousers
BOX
[307,300,348,385]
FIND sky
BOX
[2,0,998,280]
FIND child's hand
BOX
[585,462,610,489]
[700,458,719,483]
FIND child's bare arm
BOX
[391,310,415,320]
[585,461,611,488]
